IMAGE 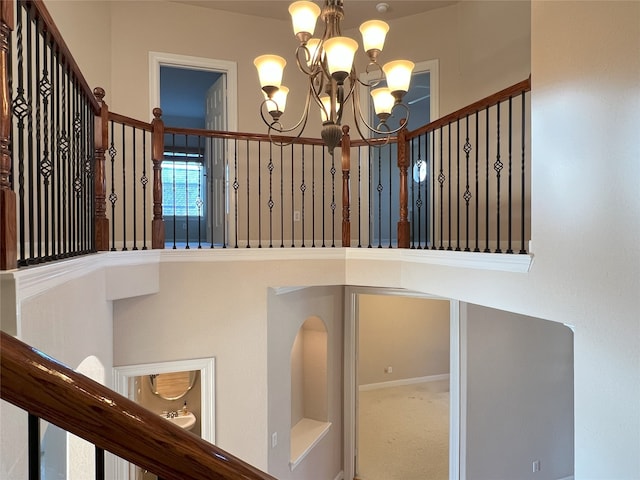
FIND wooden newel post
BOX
[397,119,410,248]
[93,88,109,251]
[0,0,16,270]
[341,125,351,247]
[151,108,165,249]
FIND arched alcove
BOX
[289,316,331,470]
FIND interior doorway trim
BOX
[344,286,460,480]
[148,51,238,131]
[113,357,216,480]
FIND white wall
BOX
[0,269,114,479]
[463,303,574,480]
[267,286,343,480]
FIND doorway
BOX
[112,357,216,480]
[149,52,238,246]
[344,287,460,480]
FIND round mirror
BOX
[148,371,198,401]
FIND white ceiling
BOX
[169,1,457,30]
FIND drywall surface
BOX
[464,303,574,480]
[267,286,344,480]
[358,295,450,386]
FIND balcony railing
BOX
[0,0,531,270]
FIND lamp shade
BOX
[383,60,415,94]
[359,20,389,53]
[323,37,358,80]
[268,86,289,114]
[254,55,287,90]
[370,87,395,115]
[289,1,321,37]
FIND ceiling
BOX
[170,1,456,30]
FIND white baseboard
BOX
[556,476,574,480]
[359,373,450,392]
[333,470,344,480]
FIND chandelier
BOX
[254,0,414,153]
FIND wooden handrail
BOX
[0,331,277,480]
[406,76,531,139]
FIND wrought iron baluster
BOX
[474,111,480,252]
[13,3,27,264]
[330,149,336,247]
[507,96,513,254]
[447,122,452,251]
[300,144,306,248]
[279,144,284,248]
[431,130,436,250]
[520,91,527,254]
[290,144,295,247]
[233,138,239,248]
[184,134,190,249]
[120,122,126,250]
[267,141,274,248]
[356,146,361,248]
[258,139,262,248]
[484,107,490,253]
[376,146,382,248]
[312,145,317,247]
[141,130,148,249]
[28,413,39,480]
[463,115,472,252]
[387,142,392,248]
[25,5,36,262]
[367,147,372,248]
[132,127,138,250]
[322,146,326,247]
[108,121,116,250]
[438,127,444,250]
[95,446,105,480]
[410,137,416,248]
[196,135,203,249]
[246,138,250,248]
[494,101,502,253]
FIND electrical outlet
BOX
[384,366,393,373]
[294,210,300,221]
[271,432,278,448]
[532,460,540,472]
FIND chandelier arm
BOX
[259,83,315,136]
[352,89,410,139]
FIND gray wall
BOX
[463,303,574,480]
[358,295,450,386]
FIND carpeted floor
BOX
[357,380,450,480]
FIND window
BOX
[162,154,205,218]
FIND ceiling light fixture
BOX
[254,0,414,153]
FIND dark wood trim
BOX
[108,111,152,131]
[0,0,16,270]
[341,126,351,247]
[26,0,100,112]
[397,121,410,248]
[0,331,277,480]
[165,125,327,146]
[407,77,531,139]
[151,108,165,249]
[94,88,109,251]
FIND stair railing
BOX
[0,331,277,480]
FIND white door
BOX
[205,75,227,245]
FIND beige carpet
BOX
[357,380,450,480]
